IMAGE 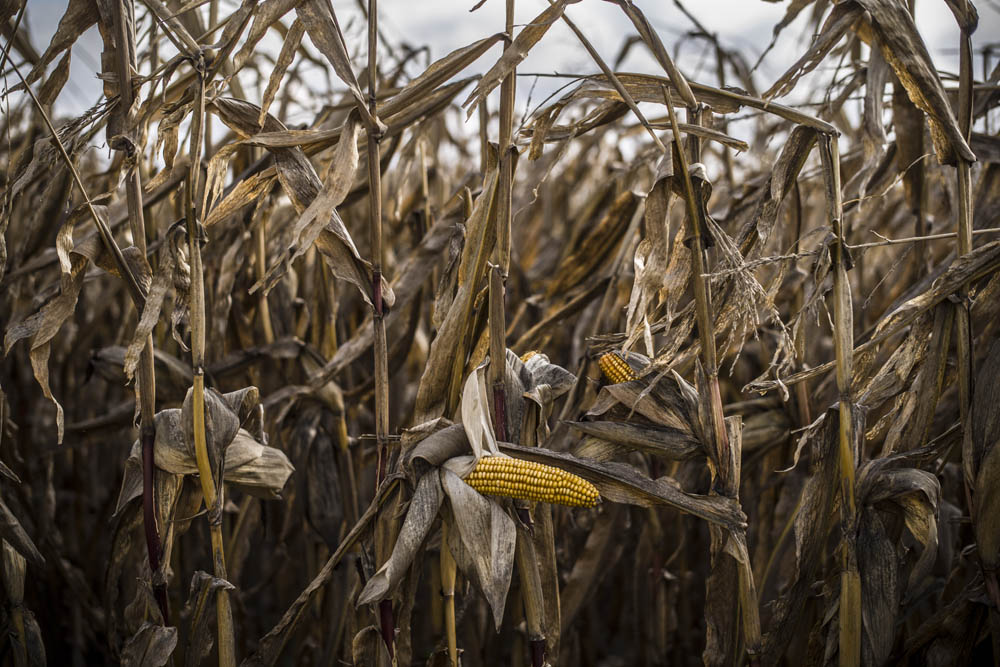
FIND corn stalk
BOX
[111,0,168,623]
[441,521,458,667]
[955,12,1000,651]
[186,61,236,667]
[666,91,761,664]
[365,0,395,658]
[819,135,860,667]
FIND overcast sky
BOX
[19,0,1000,122]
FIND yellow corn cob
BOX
[464,456,600,508]
[599,351,638,384]
[520,350,540,363]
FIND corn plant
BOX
[1,0,999,665]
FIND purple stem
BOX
[141,424,169,623]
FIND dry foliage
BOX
[1,0,999,665]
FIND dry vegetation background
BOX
[2,0,1000,665]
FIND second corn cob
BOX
[599,351,639,384]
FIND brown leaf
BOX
[498,442,745,530]
[233,0,302,72]
[762,407,855,663]
[4,243,91,442]
[295,0,373,125]
[258,19,305,127]
[382,34,504,120]
[414,171,499,422]
[211,97,392,309]
[558,504,626,636]
[764,3,864,100]
[13,0,96,90]
[567,420,701,460]
[440,467,516,630]
[120,623,177,667]
[856,0,975,163]
[546,191,639,297]
[357,472,443,606]
[0,497,44,568]
[971,338,1000,571]
[181,571,235,666]
[462,0,577,115]
[254,109,363,295]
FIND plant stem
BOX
[819,135,860,667]
[254,210,275,345]
[666,90,761,661]
[366,0,394,658]
[186,60,236,667]
[441,522,458,667]
[111,0,168,624]
[956,24,975,500]
[955,19,1000,644]
[515,518,546,667]
[488,0,515,438]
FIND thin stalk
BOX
[254,215,275,344]
[366,0,388,488]
[224,495,254,563]
[515,521,546,667]
[205,0,217,154]
[488,267,508,440]
[664,95,728,488]
[430,552,443,637]
[334,391,360,527]
[666,91,761,662]
[366,0,394,658]
[956,20,1000,642]
[186,62,236,667]
[479,101,489,177]
[759,487,804,596]
[488,0,515,441]
[111,0,167,623]
[956,26,975,497]
[441,522,458,667]
[819,136,860,667]
[791,184,813,428]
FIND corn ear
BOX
[464,456,600,508]
[599,351,638,384]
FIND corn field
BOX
[1,0,1000,664]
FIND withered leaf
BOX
[0,497,44,568]
[498,442,744,530]
[440,468,516,630]
[856,0,976,163]
[120,623,177,667]
[462,0,578,115]
[182,571,235,666]
[357,472,443,606]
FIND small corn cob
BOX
[464,456,600,508]
[520,350,540,363]
[599,351,638,384]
